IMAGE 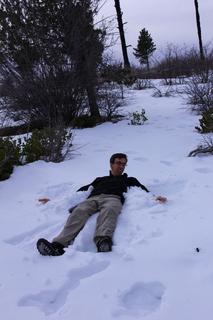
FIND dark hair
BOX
[110,153,128,164]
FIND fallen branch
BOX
[188,145,213,157]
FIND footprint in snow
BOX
[3,221,63,247]
[114,281,166,317]
[133,157,149,163]
[194,167,213,173]
[18,260,110,315]
[160,160,175,167]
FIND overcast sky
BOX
[98,0,213,63]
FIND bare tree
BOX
[114,0,130,70]
[194,0,204,60]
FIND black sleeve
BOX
[77,178,98,192]
[127,177,149,193]
[77,184,91,192]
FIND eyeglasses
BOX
[113,161,127,167]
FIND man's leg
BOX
[52,196,99,247]
[37,196,100,255]
[94,195,122,248]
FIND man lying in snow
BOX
[37,153,167,256]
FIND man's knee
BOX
[104,200,122,215]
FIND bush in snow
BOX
[188,133,213,157]
[0,137,22,181]
[184,72,213,114]
[72,115,97,129]
[21,126,73,163]
[195,112,213,133]
[128,109,148,125]
[0,126,73,181]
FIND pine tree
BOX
[0,0,104,126]
[133,28,156,71]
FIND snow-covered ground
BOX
[1,82,213,320]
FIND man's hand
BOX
[38,198,50,204]
[155,196,167,202]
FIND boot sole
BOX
[37,238,58,256]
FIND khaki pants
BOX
[53,194,122,247]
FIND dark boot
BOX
[37,238,65,256]
[97,236,112,252]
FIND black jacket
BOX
[77,172,149,204]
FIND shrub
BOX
[22,126,73,163]
[152,85,174,97]
[133,78,153,90]
[195,113,213,133]
[188,133,213,156]
[0,137,22,181]
[184,73,213,114]
[0,126,73,181]
[72,114,97,129]
[128,109,148,125]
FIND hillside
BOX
[1,83,213,320]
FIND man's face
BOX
[110,158,127,176]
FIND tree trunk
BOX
[86,82,101,118]
[114,0,130,70]
[194,0,204,60]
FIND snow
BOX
[1,82,213,320]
